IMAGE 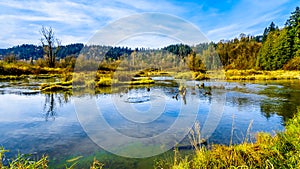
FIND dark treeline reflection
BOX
[260,100,298,122]
[43,92,71,121]
[259,83,300,122]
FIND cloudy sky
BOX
[0,0,299,48]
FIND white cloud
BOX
[117,34,180,49]
[0,0,183,48]
[88,13,208,48]
[0,0,299,48]
[203,0,298,41]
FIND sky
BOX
[0,0,299,48]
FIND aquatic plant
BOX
[0,148,104,169]
[40,81,72,92]
[0,148,48,169]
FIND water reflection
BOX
[258,83,300,122]
[260,99,297,122]
[0,80,299,162]
[42,92,71,121]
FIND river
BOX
[0,78,299,168]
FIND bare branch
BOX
[40,26,61,67]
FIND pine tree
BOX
[262,22,278,42]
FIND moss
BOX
[194,72,209,80]
[125,77,155,85]
[96,77,113,87]
[0,75,24,80]
[129,79,154,85]
[41,85,72,92]
[40,81,73,92]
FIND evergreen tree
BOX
[285,7,300,58]
[257,7,299,70]
[272,28,293,69]
[262,22,278,42]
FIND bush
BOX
[283,57,300,70]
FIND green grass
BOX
[0,149,48,169]
[159,107,300,169]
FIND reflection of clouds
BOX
[0,93,76,122]
[75,85,200,157]
[0,94,44,122]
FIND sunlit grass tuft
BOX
[225,69,300,80]
[157,107,300,169]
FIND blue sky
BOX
[0,0,299,48]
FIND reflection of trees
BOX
[260,86,300,122]
[43,92,71,121]
[260,100,297,122]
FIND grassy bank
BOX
[225,69,300,80]
[0,61,68,76]
[159,107,300,169]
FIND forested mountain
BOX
[0,44,43,60]
[0,44,134,61]
[0,43,84,60]
[80,45,133,60]
[56,44,84,58]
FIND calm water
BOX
[0,78,300,168]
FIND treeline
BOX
[213,6,299,70]
[0,43,83,60]
[216,35,262,69]
[257,7,300,70]
[0,44,44,60]
[0,44,134,61]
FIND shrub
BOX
[283,57,300,70]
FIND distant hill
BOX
[0,43,84,60]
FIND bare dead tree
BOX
[40,26,61,67]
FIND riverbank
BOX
[161,107,300,169]
[224,69,300,80]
